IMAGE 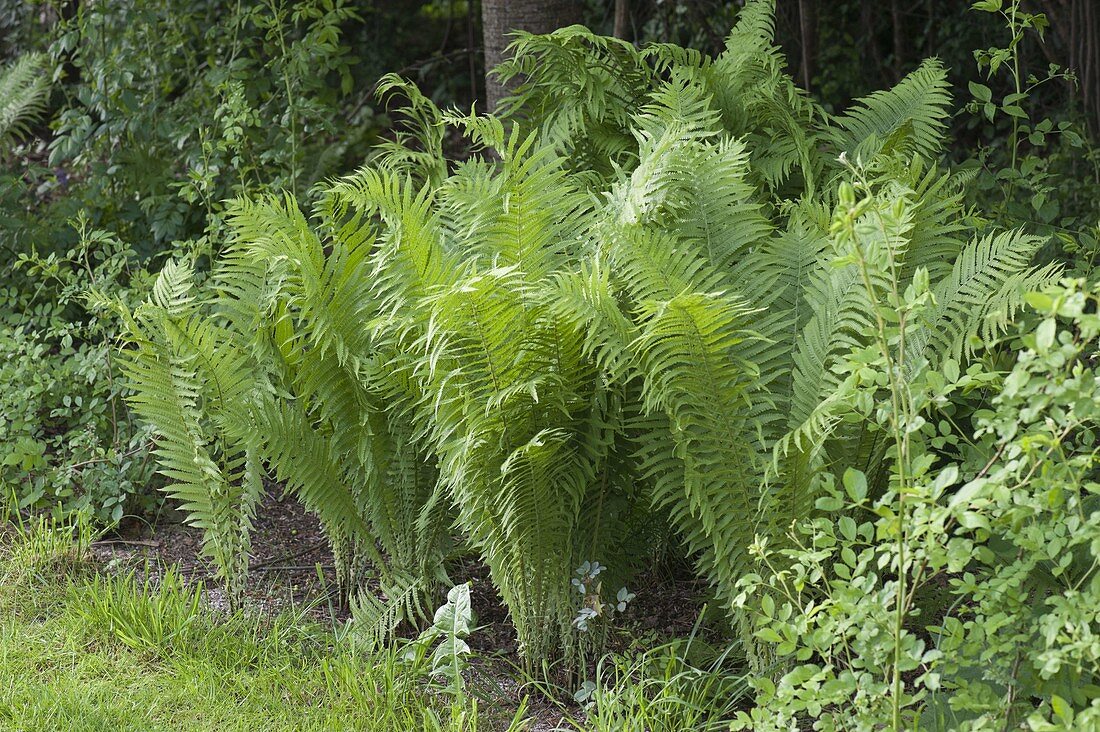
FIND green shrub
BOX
[46,0,365,249]
[1,223,157,525]
[733,270,1100,728]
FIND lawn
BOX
[0,517,529,732]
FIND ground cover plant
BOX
[2,0,1099,729]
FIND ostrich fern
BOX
[0,53,49,149]
[324,125,647,668]
[122,0,1057,670]
[120,262,263,602]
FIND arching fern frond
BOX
[916,229,1061,360]
[121,264,261,602]
[631,292,764,608]
[0,53,49,147]
[372,73,448,184]
[499,25,654,169]
[825,58,952,164]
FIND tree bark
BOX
[614,0,631,42]
[1039,0,1100,136]
[891,0,908,78]
[797,0,819,92]
[480,0,582,112]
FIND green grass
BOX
[0,514,741,731]
[0,516,523,732]
[569,625,749,732]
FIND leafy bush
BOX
[733,271,1100,728]
[1,223,156,525]
[46,0,365,249]
[961,0,1100,278]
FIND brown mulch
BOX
[94,489,711,638]
[90,485,337,616]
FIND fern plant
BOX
[217,194,453,641]
[322,122,651,670]
[498,0,1057,617]
[0,52,49,150]
[118,203,454,627]
[121,0,1057,671]
[119,261,263,602]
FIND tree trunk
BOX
[614,0,631,41]
[480,0,582,112]
[797,0,819,92]
[1037,0,1100,136]
[891,0,908,78]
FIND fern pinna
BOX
[121,0,1056,670]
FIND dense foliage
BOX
[2,0,1099,729]
[0,0,470,524]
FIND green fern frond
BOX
[788,264,875,429]
[546,263,638,379]
[372,73,448,183]
[499,25,653,157]
[121,266,260,600]
[243,395,374,548]
[222,193,452,603]
[150,259,196,316]
[630,291,765,606]
[899,162,971,281]
[731,202,832,433]
[916,230,1060,360]
[351,571,434,651]
[705,1,822,192]
[0,53,49,147]
[609,80,719,227]
[825,58,952,163]
[671,136,773,277]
